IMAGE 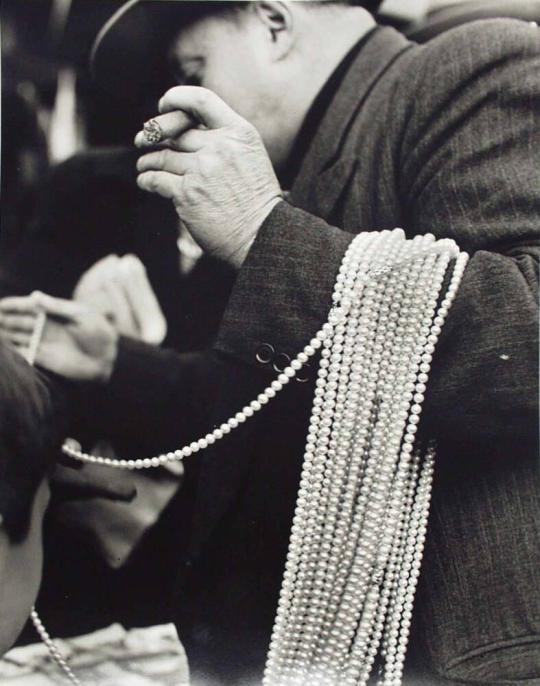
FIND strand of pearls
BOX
[263,231,468,686]
[37,229,467,686]
[30,609,82,685]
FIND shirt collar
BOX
[279,26,380,190]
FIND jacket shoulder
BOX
[387,18,540,160]
[405,18,540,96]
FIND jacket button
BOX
[273,352,291,373]
[256,343,275,365]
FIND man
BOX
[1,1,538,684]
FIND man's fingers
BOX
[137,170,182,201]
[134,110,196,148]
[0,313,36,333]
[158,86,242,129]
[136,125,207,155]
[137,149,197,175]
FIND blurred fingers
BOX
[30,291,83,321]
[103,279,139,337]
[0,329,31,347]
[0,294,40,315]
[0,312,37,333]
[51,463,137,503]
[117,255,167,344]
[73,254,120,300]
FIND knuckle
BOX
[199,151,220,175]
[162,86,180,107]
[195,86,209,106]
[181,177,200,205]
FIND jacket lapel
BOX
[290,27,411,220]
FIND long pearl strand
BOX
[33,229,467,686]
[263,231,467,686]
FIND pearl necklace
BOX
[31,229,467,685]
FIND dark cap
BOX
[91,0,384,104]
[91,0,237,103]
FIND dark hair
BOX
[0,344,66,543]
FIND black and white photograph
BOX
[0,1,539,684]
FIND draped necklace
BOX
[30,229,468,686]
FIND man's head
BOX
[0,344,65,655]
[93,1,381,167]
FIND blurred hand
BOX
[0,291,118,382]
[52,445,182,569]
[51,461,137,503]
[74,253,167,345]
[135,86,283,270]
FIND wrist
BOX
[229,196,283,271]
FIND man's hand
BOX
[135,86,283,270]
[0,292,118,382]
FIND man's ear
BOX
[254,1,294,59]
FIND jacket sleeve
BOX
[80,337,224,457]
[214,20,539,446]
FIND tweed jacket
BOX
[59,20,540,684]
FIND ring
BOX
[142,119,164,145]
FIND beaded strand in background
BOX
[29,229,468,685]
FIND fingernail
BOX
[137,174,150,190]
